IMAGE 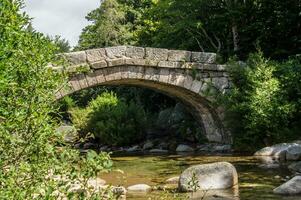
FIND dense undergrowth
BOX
[60,88,205,147]
[0,1,113,199]
[225,53,301,151]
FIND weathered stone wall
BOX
[53,46,231,144]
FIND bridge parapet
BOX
[56,46,225,73]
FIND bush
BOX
[0,1,112,199]
[70,92,148,146]
[225,53,300,151]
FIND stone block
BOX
[174,71,186,87]
[120,66,129,79]
[125,58,146,66]
[168,70,178,85]
[58,84,73,98]
[90,60,108,69]
[135,66,145,79]
[126,46,145,59]
[168,50,191,62]
[190,80,203,93]
[145,59,159,67]
[217,64,226,71]
[158,61,184,68]
[86,48,106,63]
[158,68,170,83]
[144,67,158,81]
[201,72,210,78]
[203,64,218,71]
[104,67,119,82]
[69,76,81,91]
[64,51,87,65]
[212,77,229,90]
[77,74,89,89]
[183,74,194,89]
[145,47,168,61]
[105,46,127,59]
[183,62,203,69]
[191,52,216,63]
[128,66,138,79]
[85,72,98,87]
[107,58,127,67]
[94,69,106,84]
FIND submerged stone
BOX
[273,176,301,195]
[176,144,194,152]
[127,184,152,193]
[149,149,168,153]
[288,161,301,173]
[166,176,180,184]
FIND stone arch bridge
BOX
[53,46,231,144]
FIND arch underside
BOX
[57,66,231,144]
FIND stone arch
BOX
[54,46,231,144]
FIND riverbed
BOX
[100,153,300,200]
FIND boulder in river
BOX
[286,146,301,161]
[273,176,301,195]
[143,141,154,150]
[178,162,238,192]
[127,184,151,193]
[166,176,179,184]
[254,143,301,160]
[126,145,140,152]
[176,144,194,152]
[288,161,301,173]
[149,149,168,153]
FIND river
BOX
[100,153,299,200]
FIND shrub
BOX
[225,53,300,151]
[0,1,112,199]
[70,92,148,146]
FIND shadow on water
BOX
[100,152,300,200]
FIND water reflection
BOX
[189,186,240,200]
[100,154,299,200]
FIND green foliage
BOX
[188,172,200,192]
[0,1,112,199]
[78,0,301,60]
[70,92,148,146]
[50,35,71,53]
[76,0,152,49]
[225,53,301,151]
[137,0,301,60]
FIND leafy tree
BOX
[50,35,71,53]
[76,0,152,50]
[225,53,299,150]
[136,0,300,60]
[77,0,129,49]
[0,1,112,199]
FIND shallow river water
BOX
[100,153,300,200]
